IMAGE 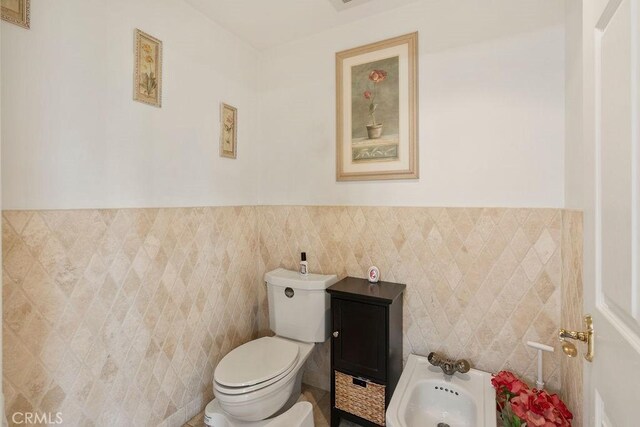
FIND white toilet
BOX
[204,400,315,427]
[204,268,338,427]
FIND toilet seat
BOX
[214,337,300,394]
[214,358,298,395]
[213,336,315,422]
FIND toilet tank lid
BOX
[265,268,338,290]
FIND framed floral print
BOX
[220,103,237,159]
[1,0,30,29]
[134,29,162,108]
[336,32,418,181]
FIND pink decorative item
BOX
[367,266,380,283]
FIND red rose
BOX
[549,393,573,420]
[525,411,549,426]
[533,390,572,426]
[510,392,530,419]
[531,391,554,416]
[369,69,387,83]
[511,391,549,427]
[364,90,372,99]
[492,371,529,396]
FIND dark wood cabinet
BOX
[332,298,387,381]
[327,277,405,427]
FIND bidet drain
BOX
[437,423,450,427]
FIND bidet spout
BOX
[427,352,471,375]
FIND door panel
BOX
[598,0,639,335]
[587,0,640,425]
[332,298,387,381]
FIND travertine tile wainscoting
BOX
[3,208,260,427]
[257,206,583,425]
[2,206,583,426]
[560,210,584,427]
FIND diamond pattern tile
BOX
[256,206,567,393]
[3,206,583,426]
[3,208,260,427]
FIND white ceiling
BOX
[183,0,424,50]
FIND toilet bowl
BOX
[204,399,314,427]
[213,336,314,421]
[210,268,338,424]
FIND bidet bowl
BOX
[386,354,496,427]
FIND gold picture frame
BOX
[1,0,30,29]
[220,103,237,159]
[134,29,162,108]
[336,32,418,181]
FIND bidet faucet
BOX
[427,352,470,375]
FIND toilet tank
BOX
[265,268,338,343]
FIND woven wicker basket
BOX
[334,370,386,426]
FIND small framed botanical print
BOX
[1,0,30,29]
[134,29,162,108]
[220,103,237,159]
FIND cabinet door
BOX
[332,298,387,381]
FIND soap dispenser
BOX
[299,252,308,275]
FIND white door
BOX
[583,0,640,425]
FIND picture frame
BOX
[1,0,30,29]
[134,29,162,108]
[220,103,238,159]
[336,32,418,181]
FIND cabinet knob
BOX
[333,331,339,338]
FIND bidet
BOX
[386,354,496,427]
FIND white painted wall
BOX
[1,0,261,210]
[2,0,566,210]
[564,0,584,210]
[257,0,566,207]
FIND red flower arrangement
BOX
[492,371,573,427]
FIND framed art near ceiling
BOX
[134,29,162,108]
[336,32,418,181]
[220,103,237,159]
[1,0,30,29]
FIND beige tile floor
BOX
[183,385,362,427]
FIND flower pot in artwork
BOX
[366,124,383,139]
